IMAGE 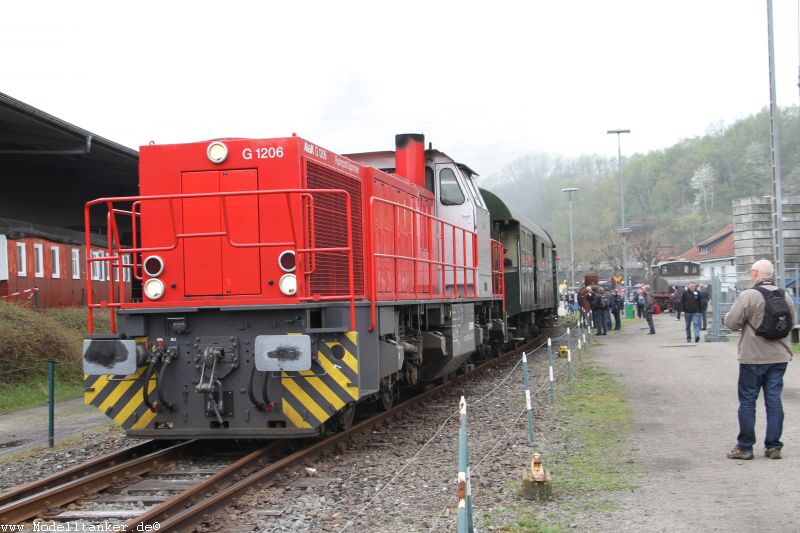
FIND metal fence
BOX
[706,272,738,342]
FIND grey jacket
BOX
[643,292,655,313]
[723,283,794,364]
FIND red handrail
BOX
[84,188,356,334]
[369,197,479,332]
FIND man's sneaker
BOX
[727,447,754,460]
[687,338,692,343]
[695,336,700,343]
[765,448,782,459]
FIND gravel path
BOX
[581,312,800,532]
[0,397,111,459]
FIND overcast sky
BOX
[3,1,799,179]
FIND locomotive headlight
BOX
[207,141,228,164]
[143,278,165,300]
[143,255,164,277]
[278,274,297,296]
[278,250,296,272]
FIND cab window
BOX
[439,168,465,205]
[464,173,486,209]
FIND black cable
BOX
[156,357,175,411]
[142,359,158,413]
[248,364,266,411]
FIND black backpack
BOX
[599,294,609,309]
[751,286,793,340]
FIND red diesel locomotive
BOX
[81,133,555,438]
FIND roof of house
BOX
[679,224,734,261]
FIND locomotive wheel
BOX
[378,382,394,411]
[331,402,357,432]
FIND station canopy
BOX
[0,92,139,236]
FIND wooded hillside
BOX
[481,106,800,272]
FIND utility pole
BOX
[562,187,578,290]
[607,129,631,294]
[767,0,786,287]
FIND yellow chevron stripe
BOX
[281,378,328,423]
[325,342,358,374]
[130,404,158,430]
[84,375,111,405]
[97,367,146,414]
[113,377,156,426]
[345,331,358,345]
[282,398,312,429]
[306,377,345,410]
[317,351,359,400]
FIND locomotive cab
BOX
[346,146,492,297]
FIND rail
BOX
[84,188,356,333]
[369,197,479,332]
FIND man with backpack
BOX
[589,287,608,336]
[724,259,795,460]
[610,289,624,331]
[636,289,646,318]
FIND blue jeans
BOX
[737,363,787,451]
[684,313,701,340]
[592,309,606,334]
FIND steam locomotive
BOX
[81,133,557,439]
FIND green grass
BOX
[498,358,634,532]
[0,379,85,415]
[550,361,634,494]
[0,303,110,412]
[508,511,563,533]
[792,342,800,353]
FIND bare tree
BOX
[628,223,660,284]
[690,163,716,220]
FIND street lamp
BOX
[607,129,630,295]
[561,187,578,291]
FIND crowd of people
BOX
[563,260,794,461]
[564,280,717,339]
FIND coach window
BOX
[498,229,518,269]
[439,168,465,205]
[71,249,81,280]
[16,242,26,277]
[51,246,61,279]
[33,243,44,278]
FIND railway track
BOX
[0,335,552,532]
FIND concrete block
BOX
[732,197,771,208]
[735,214,774,224]
[734,223,775,233]
[520,468,553,501]
[734,230,773,240]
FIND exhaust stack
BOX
[395,133,426,189]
